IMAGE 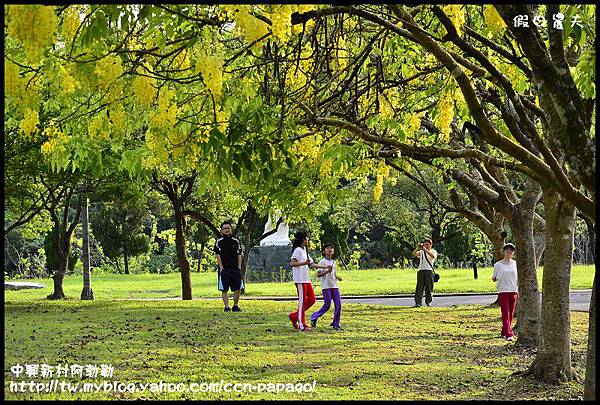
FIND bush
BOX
[146,244,178,274]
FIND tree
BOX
[91,194,151,275]
[282,4,594,382]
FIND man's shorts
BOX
[218,268,244,292]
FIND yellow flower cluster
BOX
[270,5,295,43]
[7,5,57,63]
[133,73,157,107]
[380,88,398,120]
[373,160,390,203]
[109,106,125,140]
[5,67,42,110]
[290,134,322,161]
[58,64,79,94]
[5,60,21,97]
[61,6,81,44]
[407,112,423,136]
[143,129,169,169]
[41,124,67,156]
[20,108,40,137]
[194,40,224,98]
[442,5,465,37]
[319,158,333,179]
[227,5,270,43]
[149,88,178,129]
[95,55,124,86]
[88,114,109,140]
[373,175,384,203]
[483,5,506,33]
[436,90,453,142]
[377,159,391,178]
[215,108,228,133]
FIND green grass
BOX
[5,265,594,301]
[4,299,589,400]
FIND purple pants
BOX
[310,288,341,327]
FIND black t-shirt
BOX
[214,236,242,270]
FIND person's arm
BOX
[492,264,498,282]
[334,262,342,281]
[237,255,242,270]
[412,244,421,258]
[423,247,436,260]
[214,240,223,271]
[316,264,333,276]
[237,241,242,270]
[290,258,311,267]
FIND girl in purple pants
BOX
[310,243,343,330]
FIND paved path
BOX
[341,290,592,312]
[116,290,592,312]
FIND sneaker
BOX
[332,325,344,331]
[300,326,311,333]
[506,336,513,341]
[413,304,422,308]
[310,318,317,328]
[224,306,231,312]
[289,313,298,330]
[232,305,241,312]
[426,303,431,307]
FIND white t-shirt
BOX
[493,260,518,293]
[317,258,338,290]
[291,247,313,283]
[418,249,437,271]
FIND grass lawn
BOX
[4,299,589,400]
[5,265,594,301]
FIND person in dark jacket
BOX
[214,221,243,312]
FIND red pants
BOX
[290,283,315,329]
[498,292,518,338]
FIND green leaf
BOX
[156,32,166,52]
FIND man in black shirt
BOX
[214,221,243,312]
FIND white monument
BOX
[260,216,291,246]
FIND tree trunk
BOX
[486,228,506,308]
[174,207,192,300]
[583,272,596,399]
[511,213,541,347]
[533,215,546,267]
[48,244,68,300]
[80,197,94,300]
[519,189,579,383]
[124,248,129,275]
[49,271,66,299]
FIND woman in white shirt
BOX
[288,231,330,332]
[492,243,518,341]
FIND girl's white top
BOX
[318,258,338,289]
[493,259,518,293]
[291,247,313,283]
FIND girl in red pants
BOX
[492,243,519,341]
[289,231,330,332]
